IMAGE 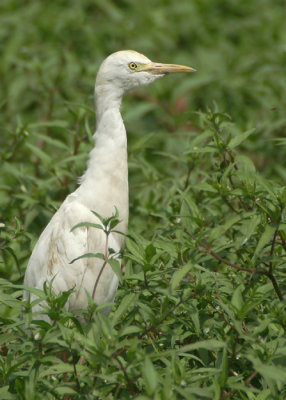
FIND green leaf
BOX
[143,357,158,395]
[108,258,122,282]
[35,133,70,151]
[39,363,85,377]
[25,143,52,163]
[54,387,77,395]
[70,222,103,232]
[237,214,261,247]
[228,128,255,149]
[112,293,137,325]
[28,120,68,128]
[145,243,156,262]
[209,214,242,241]
[179,190,202,219]
[177,340,226,354]
[90,210,105,223]
[0,386,15,399]
[252,224,276,261]
[231,285,244,312]
[171,262,192,290]
[193,182,217,193]
[109,218,121,230]
[70,252,104,264]
[217,347,228,386]
[120,325,142,335]
[247,356,286,383]
[126,237,145,263]
[256,174,277,200]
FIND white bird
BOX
[23,50,195,319]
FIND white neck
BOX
[95,83,123,125]
[75,83,129,238]
[94,83,125,148]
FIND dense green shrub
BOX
[0,1,285,399]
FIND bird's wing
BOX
[24,195,119,312]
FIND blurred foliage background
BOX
[0,0,286,399]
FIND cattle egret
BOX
[23,50,195,319]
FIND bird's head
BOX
[95,50,196,94]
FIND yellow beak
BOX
[141,62,196,75]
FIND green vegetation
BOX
[1,0,286,399]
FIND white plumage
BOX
[23,50,195,318]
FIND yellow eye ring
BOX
[129,62,137,70]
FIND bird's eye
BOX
[129,62,138,70]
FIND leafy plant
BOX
[0,0,286,399]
